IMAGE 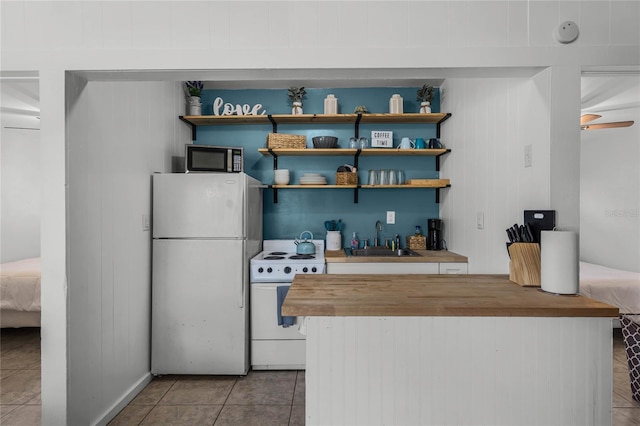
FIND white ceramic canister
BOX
[324,94,338,114]
[389,94,403,114]
[326,231,342,251]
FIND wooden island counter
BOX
[282,274,619,426]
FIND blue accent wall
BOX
[194,87,442,247]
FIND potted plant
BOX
[185,81,203,115]
[287,86,306,115]
[416,84,434,113]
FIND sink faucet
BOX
[374,220,383,247]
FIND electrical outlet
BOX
[476,212,484,229]
[386,211,396,225]
[524,144,532,168]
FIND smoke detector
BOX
[555,21,579,44]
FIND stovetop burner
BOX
[289,254,315,260]
[264,255,286,260]
[269,251,287,256]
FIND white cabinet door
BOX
[438,262,468,274]
[327,262,468,274]
[327,262,439,274]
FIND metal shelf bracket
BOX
[354,113,363,139]
[268,115,277,133]
[179,116,197,140]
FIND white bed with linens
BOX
[580,261,640,318]
[1,257,41,327]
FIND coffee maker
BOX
[427,218,442,250]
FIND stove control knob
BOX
[312,267,317,273]
[303,267,308,273]
[267,267,272,273]
[284,266,292,274]
[258,267,264,273]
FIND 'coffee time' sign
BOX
[213,97,266,116]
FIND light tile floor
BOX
[1,327,639,425]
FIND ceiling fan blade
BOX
[580,114,602,125]
[581,120,634,130]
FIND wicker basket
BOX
[406,235,427,250]
[336,172,357,185]
[266,133,306,149]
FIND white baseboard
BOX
[92,372,153,426]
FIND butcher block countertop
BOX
[281,274,619,317]
[324,249,467,263]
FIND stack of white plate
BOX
[299,173,327,185]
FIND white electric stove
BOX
[250,240,326,283]
[250,240,326,370]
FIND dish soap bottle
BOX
[350,232,359,250]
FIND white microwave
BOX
[185,144,243,173]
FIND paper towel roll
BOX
[540,231,579,295]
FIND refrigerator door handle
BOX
[239,273,245,308]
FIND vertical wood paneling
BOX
[307,316,613,426]
[67,80,187,423]
[441,76,551,274]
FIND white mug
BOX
[399,137,415,149]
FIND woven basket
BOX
[336,172,357,185]
[406,235,426,250]
[266,133,306,149]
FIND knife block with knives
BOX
[508,243,541,287]
[505,212,553,287]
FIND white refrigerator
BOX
[151,172,262,375]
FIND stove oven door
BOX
[250,282,305,370]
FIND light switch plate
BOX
[386,211,396,224]
[524,144,532,168]
[476,212,484,229]
[142,214,150,231]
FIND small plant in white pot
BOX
[185,81,203,115]
[417,84,434,113]
[288,87,306,115]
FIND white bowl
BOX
[274,176,290,185]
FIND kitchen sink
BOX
[348,248,422,257]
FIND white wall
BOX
[65,78,187,424]
[581,106,640,272]
[441,72,551,273]
[0,1,638,424]
[0,128,41,262]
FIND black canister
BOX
[427,218,442,250]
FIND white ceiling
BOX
[1,69,639,131]
[0,73,40,131]
[581,73,640,125]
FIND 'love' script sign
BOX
[213,97,266,116]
